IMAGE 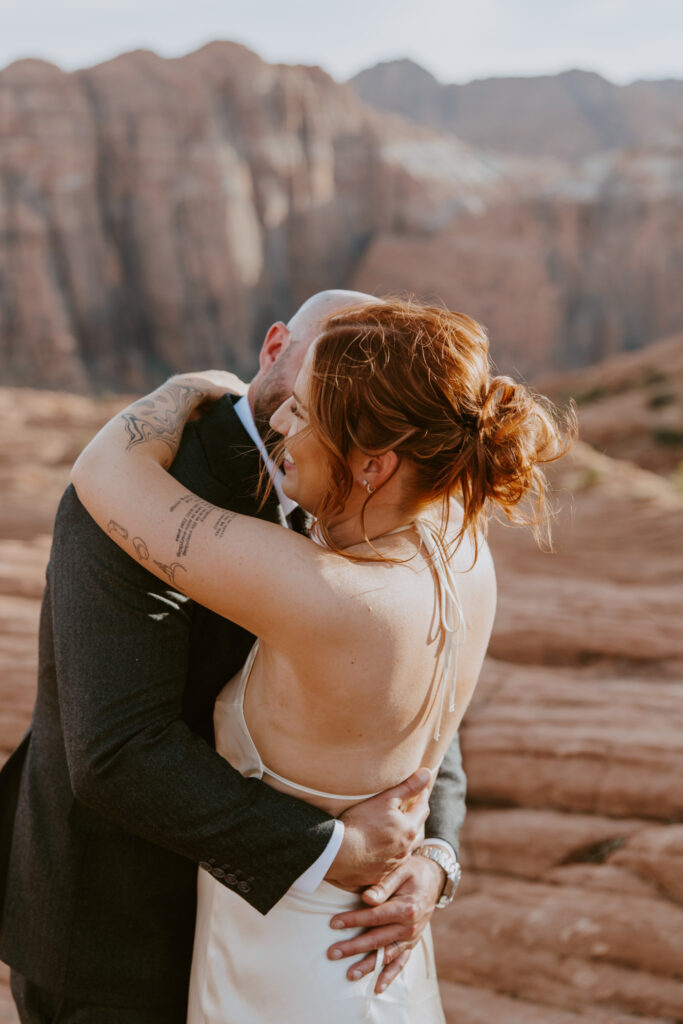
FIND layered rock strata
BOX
[1,387,682,1021]
[1,45,682,391]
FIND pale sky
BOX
[2,0,682,84]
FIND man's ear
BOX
[259,322,290,373]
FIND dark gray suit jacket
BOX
[0,397,466,1014]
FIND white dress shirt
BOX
[233,397,344,892]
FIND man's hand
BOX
[325,768,432,891]
[327,854,444,993]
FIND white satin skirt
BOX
[187,871,446,1023]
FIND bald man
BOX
[0,291,466,1024]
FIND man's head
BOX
[250,290,378,434]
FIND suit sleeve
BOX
[52,486,335,915]
[424,732,467,857]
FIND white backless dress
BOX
[187,520,463,1023]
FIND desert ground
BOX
[1,385,682,1022]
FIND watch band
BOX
[412,844,462,908]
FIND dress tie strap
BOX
[363,946,385,1019]
[414,519,466,741]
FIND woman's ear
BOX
[358,451,399,491]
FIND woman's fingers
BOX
[178,369,249,399]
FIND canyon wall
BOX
[0,44,681,392]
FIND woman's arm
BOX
[70,375,345,650]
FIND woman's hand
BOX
[74,370,247,481]
[174,370,249,405]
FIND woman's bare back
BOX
[239,517,497,817]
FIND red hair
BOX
[302,299,575,560]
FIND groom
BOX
[0,290,466,1022]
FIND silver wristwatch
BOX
[412,845,462,908]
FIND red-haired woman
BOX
[71,300,572,1022]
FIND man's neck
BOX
[233,396,296,516]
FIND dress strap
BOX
[363,946,385,1019]
[260,764,383,802]
[414,518,466,741]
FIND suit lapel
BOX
[194,396,282,521]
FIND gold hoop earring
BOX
[362,479,376,494]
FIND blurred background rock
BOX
[1,3,682,1020]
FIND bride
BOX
[71,298,570,1022]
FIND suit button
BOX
[237,881,251,893]
[225,873,238,885]
[199,862,212,872]
[211,868,226,879]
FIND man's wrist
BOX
[420,837,456,860]
[291,820,344,893]
[412,840,461,908]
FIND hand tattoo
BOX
[107,520,129,540]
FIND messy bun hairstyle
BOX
[303,299,575,559]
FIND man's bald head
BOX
[250,289,379,432]
[286,289,378,350]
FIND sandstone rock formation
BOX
[0,387,682,1022]
[0,44,523,392]
[538,332,683,476]
[1,44,681,392]
[352,166,683,376]
[349,60,683,159]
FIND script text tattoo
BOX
[169,494,239,555]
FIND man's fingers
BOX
[386,767,432,809]
[344,951,377,981]
[340,944,412,991]
[328,924,409,961]
[330,897,406,932]
[377,948,411,992]
[363,862,410,906]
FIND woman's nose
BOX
[269,397,290,435]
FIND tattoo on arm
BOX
[214,510,237,538]
[107,520,129,540]
[174,498,214,557]
[133,536,149,561]
[153,559,187,591]
[122,381,208,457]
[167,495,238,555]
[104,487,238,593]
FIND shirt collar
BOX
[233,396,297,517]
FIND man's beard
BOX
[252,341,303,439]
[252,371,291,441]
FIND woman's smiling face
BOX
[269,342,333,514]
